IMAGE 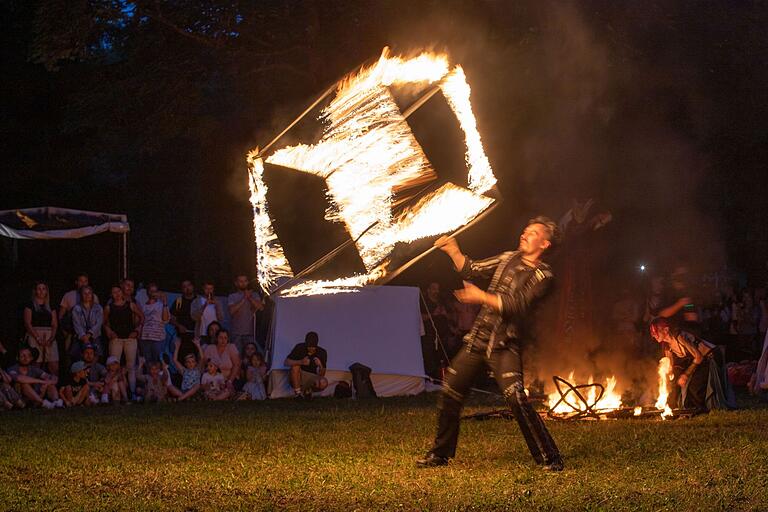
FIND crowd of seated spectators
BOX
[0,272,273,410]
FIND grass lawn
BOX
[1,393,767,511]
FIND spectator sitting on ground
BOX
[61,361,93,407]
[0,367,25,410]
[139,283,169,363]
[284,331,328,398]
[81,344,108,404]
[23,281,59,376]
[104,355,128,404]
[169,279,198,362]
[241,342,259,371]
[199,321,222,349]
[203,329,240,394]
[103,285,144,399]
[168,340,203,401]
[201,360,230,400]
[7,347,63,408]
[167,338,203,401]
[191,281,223,339]
[227,274,264,355]
[137,358,169,403]
[243,352,268,400]
[71,286,104,361]
[235,341,259,390]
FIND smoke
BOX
[387,2,728,396]
[250,1,735,397]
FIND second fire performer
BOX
[417,216,564,471]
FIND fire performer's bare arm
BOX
[674,333,705,387]
[434,236,466,272]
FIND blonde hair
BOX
[31,281,51,311]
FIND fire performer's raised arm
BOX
[434,236,506,280]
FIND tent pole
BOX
[122,232,128,280]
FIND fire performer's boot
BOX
[416,452,449,468]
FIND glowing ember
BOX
[633,406,643,416]
[248,48,497,296]
[548,372,624,414]
[655,357,674,419]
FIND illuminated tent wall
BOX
[248,48,500,297]
[267,285,425,398]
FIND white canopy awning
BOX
[0,207,129,240]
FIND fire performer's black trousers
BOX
[430,342,561,464]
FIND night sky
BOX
[2,1,767,303]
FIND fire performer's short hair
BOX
[527,216,561,247]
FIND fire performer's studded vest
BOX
[459,251,553,355]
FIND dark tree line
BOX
[2,0,767,306]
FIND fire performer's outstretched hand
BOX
[434,236,460,256]
[455,281,503,312]
[455,281,484,304]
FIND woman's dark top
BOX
[109,302,135,338]
[26,302,53,327]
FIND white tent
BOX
[268,285,426,398]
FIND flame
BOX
[633,406,643,416]
[247,153,293,290]
[548,372,624,414]
[248,48,497,296]
[279,274,372,298]
[440,67,496,195]
[655,357,674,419]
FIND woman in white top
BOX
[139,283,169,363]
[203,329,240,394]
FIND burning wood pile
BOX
[543,357,687,421]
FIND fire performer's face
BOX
[650,324,671,343]
[518,223,551,258]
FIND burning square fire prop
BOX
[247,48,499,297]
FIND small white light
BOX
[639,264,646,272]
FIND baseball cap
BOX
[106,356,120,366]
[82,344,96,353]
[70,361,87,374]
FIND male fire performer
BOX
[417,216,563,471]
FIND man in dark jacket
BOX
[417,216,563,471]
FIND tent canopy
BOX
[0,207,129,240]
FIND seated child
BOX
[137,359,169,403]
[104,355,128,404]
[167,338,203,401]
[61,361,93,406]
[243,352,267,400]
[201,360,230,401]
